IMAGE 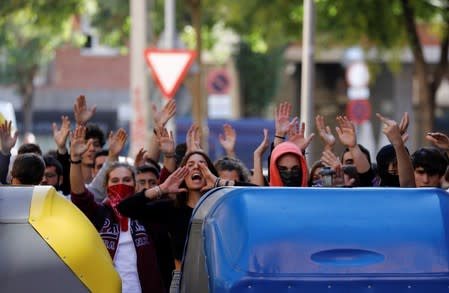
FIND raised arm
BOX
[287,120,315,154]
[377,113,415,187]
[315,114,336,152]
[88,128,128,200]
[146,99,177,162]
[52,116,71,194]
[426,132,449,157]
[0,120,18,184]
[70,126,92,194]
[335,116,371,173]
[219,124,237,158]
[251,128,269,186]
[73,95,96,127]
[186,123,203,153]
[274,102,292,146]
[155,126,176,173]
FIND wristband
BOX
[70,158,82,164]
[214,177,221,188]
[275,135,285,139]
[155,185,163,200]
[164,152,176,158]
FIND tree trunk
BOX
[400,0,433,149]
[18,71,36,135]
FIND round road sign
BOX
[207,69,231,94]
[346,100,371,125]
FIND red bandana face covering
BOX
[106,184,135,231]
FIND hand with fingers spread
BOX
[335,116,357,148]
[52,116,71,154]
[335,115,371,174]
[219,124,237,157]
[186,124,202,153]
[315,115,336,151]
[197,161,224,192]
[426,132,449,151]
[70,126,92,160]
[152,99,176,128]
[108,128,128,161]
[158,166,189,195]
[287,120,315,153]
[274,102,292,145]
[134,148,147,167]
[155,126,175,156]
[0,120,18,155]
[73,95,96,126]
[320,149,341,171]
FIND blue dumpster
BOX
[180,187,449,293]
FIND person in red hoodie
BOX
[269,141,309,187]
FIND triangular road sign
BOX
[144,48,196,99]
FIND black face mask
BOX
[380,172,400,187]
[279,169,302,187]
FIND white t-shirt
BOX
[114,220,142,293]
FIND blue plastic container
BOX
[181,187,449,293]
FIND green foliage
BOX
[235,42,285,116]
[0,0,85,87]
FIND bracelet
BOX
[155,185,163,200]
[275,135,285,139]
[70,158,82,164]
[214,177,221,188]
[164,152,176,158]
[224,180,230,186]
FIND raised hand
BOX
[52,115,71,153]
[151,99,176,127]
[218,124,236,157]
[426,132,449,150]
[0,120,18,155]
[155,126,175,155]
[376,113,404,146]
[108,128,128,160]
[198,161,219,192]
[287,120,315,153]
[335,116,357,148]
[275,102,292,139]
[186,123,202,153]
[73,95,96,126]
[399,112,409,138]
[315,114,336,150]
[134,148,147,167]
[320,149,341,170]
[251,128,269,186]
[159,166,189,194]
[70,126,92,159]
[254,128,269,157]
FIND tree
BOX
[0,0,87,134]
[212,0,449,146]
[91,0,449,139]
[314,0,449,148]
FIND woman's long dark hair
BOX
[175,151,218,207]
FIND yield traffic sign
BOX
[144,48,196,98]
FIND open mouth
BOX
[191,173,202,181]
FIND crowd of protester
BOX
[1,95,449,293]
